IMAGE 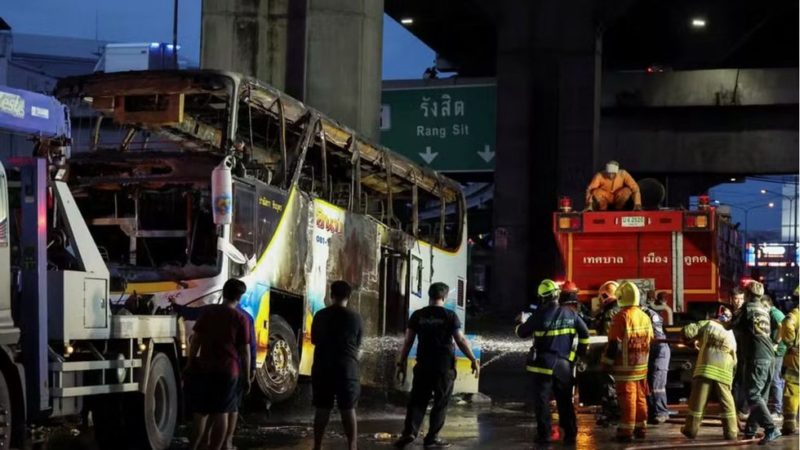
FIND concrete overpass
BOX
[200,0,798,314]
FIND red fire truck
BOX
[553,201,744,321]
[555,199,745,404]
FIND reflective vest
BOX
[516,301,591,376]
[602,306,653,381]
[781,308,800,384]
[682,320,737,385]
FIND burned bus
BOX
[54,70,470,401]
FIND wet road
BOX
[38,390,800,450]
[204,398,799,450]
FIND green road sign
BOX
[380,82,496,172]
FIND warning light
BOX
[559,196,573,212]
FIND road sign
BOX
[380,82,496,172]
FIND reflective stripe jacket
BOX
[602,306,653,381]
[516,300,591,375]
[682,320,737,385]
[780,308,800,384]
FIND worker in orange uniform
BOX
[585,160,642,211]
[601,282,654,442]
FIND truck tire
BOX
[257,315,299,402]
[131,352,178,450]
[0,371,11,450]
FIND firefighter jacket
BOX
[682,320,737,385]
[602,306,653,382]
[516,300,591,376]
[728,300,774,361]
[780,308,800,384]
[595,300,620,336]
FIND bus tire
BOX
[131,352,178,450]
[0,370,11,450]
[258,315,299,402]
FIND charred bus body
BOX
[55,71,474,401]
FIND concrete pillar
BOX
[0,28,11,85]
[493,0,602,313]
[201,0,383,140]
[201,0,287,87]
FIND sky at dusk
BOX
[2,1,796,237]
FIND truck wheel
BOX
[257,315,299,402]
[131,352,178,450]
[0,371,11,450]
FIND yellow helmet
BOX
[537,279,560,299]
[599,281,619,303]
[616,281,641,308]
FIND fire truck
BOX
[553,195,744,403]
[553,197,743,320]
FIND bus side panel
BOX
[242,188,309,371]
[299,200,382,377]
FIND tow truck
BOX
[553,190,744,403]
[0,86,180,450]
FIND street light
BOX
[714,201,775,245]
[760,188,798,247]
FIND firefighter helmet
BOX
[559,291,579,306]
[537,279,560,299]
[744,280,765,298]
[616,281,640,308]
[562,280,579,294]
[599,281,619,303]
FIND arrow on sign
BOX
[477,144,495,163]
[419,146,438,164]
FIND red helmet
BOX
[561,280,579,294]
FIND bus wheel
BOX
[0,371,11,450]
[259,315,299,402]
[130,353,178,450]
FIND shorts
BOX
[312,375,360,410]
[185,372,239,414]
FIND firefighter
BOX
[679,311,739,441]
[780,305,799,435]
[727,280,782,444]
[595,280,621,426]
[601,281,653,442]
[516,279,591,444]
[643,295,671,424]
[584,160,642,211]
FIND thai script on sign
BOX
[643,252,669,264]
[420,94,465,118]
[582,256,624,265]
[684,255,708,266]
[315,210,343,234]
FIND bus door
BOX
[379,248,408,336]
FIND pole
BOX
[172,0,179,68]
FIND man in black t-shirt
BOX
[395,282,479,449]
[311,280,363,450]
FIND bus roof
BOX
[55,70,462,202]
